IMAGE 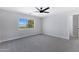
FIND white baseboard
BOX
[0,33,42,43]
[43,33,69,40]
[0,33,69,43]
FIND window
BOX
[19,18,34,29]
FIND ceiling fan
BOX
[35,7,50,13]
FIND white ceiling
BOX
[0,7,79,17]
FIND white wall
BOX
[1,8,79,42]
[0,9,42,42]
[43,14,70,39]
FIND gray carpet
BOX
[0,34,79,52]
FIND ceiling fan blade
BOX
[43,12,49,13]
[35,7,40,11]
[42,7,50,12]
[35,11,39,12]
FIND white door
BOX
[78,29,79,39]
[73,15,78,40]
[78,16,79,39]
